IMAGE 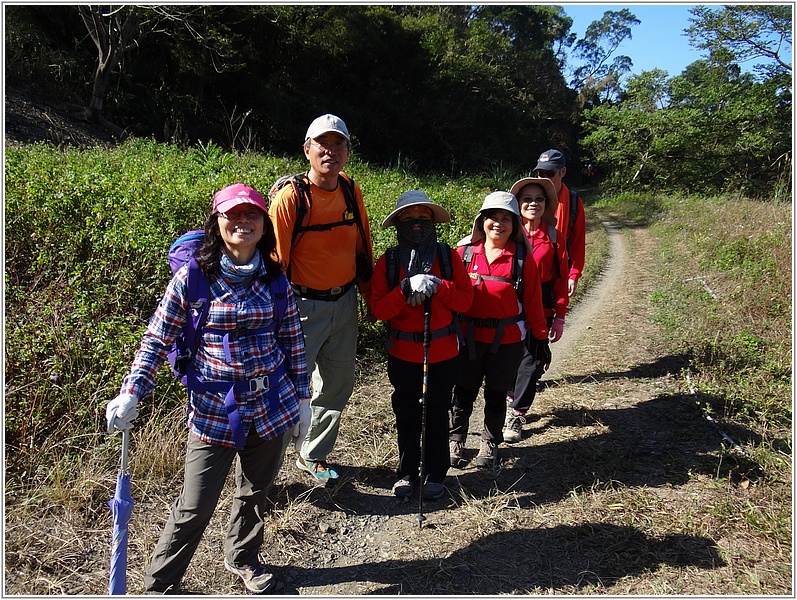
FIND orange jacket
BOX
[554,182,586,283]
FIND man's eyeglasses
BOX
[219,208,263,221]
[534,169,559,178]
[309,140,349,153]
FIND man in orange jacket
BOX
[533,149,586,297]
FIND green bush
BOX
[4,140,521,463]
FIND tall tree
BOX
[77,5,140,134]
[569,9,640,107]
[687,5,792,75]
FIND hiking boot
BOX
[503,410,527,444]
[475,439,498,468]
[449,440,465,467]
[224,559,276,594]
[422,479,446,500]
[296,456,339,480]
[392,476,414,497]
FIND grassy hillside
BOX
[6,141,789,470]
[4,139,605,473]
[4,139,791,595]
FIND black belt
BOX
[291,280,354,301]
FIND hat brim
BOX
[306,128,350,141]
[214,196,268,215]
[382,202,451,228]
[460,212,532,252]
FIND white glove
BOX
[106,393,139,434]
[292,399,311,450]
[409,274,441,296]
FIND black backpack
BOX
[269,172,373,281]
[385,241,454,289]
[383,241,459,348]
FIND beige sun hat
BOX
[457,191,532,251]
[381,190,451,228]
[510,177,558,226]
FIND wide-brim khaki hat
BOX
[457,191,532,251]
[510,177,558,226]
[381,190,451,228]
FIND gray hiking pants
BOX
[143,428,286,592]
[294,286,358,462]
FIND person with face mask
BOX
[371,190,473,499]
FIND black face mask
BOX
[396,219,437,276]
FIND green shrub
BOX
[3,140,516,465]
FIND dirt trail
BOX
[249,220,733,596]
[544,220,625,381]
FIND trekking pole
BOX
[416,297,432,529]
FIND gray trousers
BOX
[294,287,358,462]
[143,428,286,592]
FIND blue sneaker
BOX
[296,456,339,480]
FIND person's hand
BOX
[409,274,441,296]
[292,399,311,450]
[401,274,442,304]
[408,291,426,306]
[549,318,565,343]
[106,393,139,434]
[568,278,578,297]
[531,338,552,372]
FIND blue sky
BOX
[562,3,705,78]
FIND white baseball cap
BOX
[305,114,350,141]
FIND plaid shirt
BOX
[120,262,310,447]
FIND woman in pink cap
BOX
[106,183,310,594]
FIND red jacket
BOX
[371,245,474,363]
[457,239,548,344]
[526,225,569,320]
[555,182,586,283]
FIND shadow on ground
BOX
[274,522,724,594]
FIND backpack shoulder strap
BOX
[461,244,474,270]
[548,223,561,280]
[339,173,371,255]
[269,272,289,328]
[569,188,579,236]
[513,241,526,303]
[385,245,399,289]
[183,257,210,369]
[436,241,453,281]
[290,173,312,247]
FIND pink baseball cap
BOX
[212,183,268,215]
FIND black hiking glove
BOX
[527,336,552,371]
